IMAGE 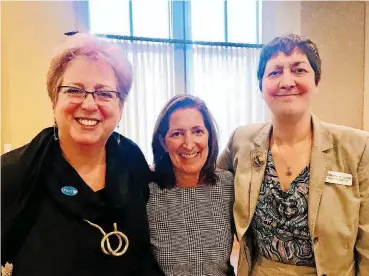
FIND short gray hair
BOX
[47,33,132,106]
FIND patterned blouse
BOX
[147,170,235,276]
[250,151,316,267]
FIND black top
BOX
[1,128,163,276]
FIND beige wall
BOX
[1,1,89,153]
[262,1,301,42]
[364,2,369,131]
[301,1,365,130]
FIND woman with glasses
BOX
[1,33,163,276]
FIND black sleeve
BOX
[1,147,27,265]
[1,147,27,222]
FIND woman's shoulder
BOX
[232,122,271,138]
[115,135,150,170]
[148,181,165,195]
[215,170,235,189]
[321,121,369,141]
[1,145,27,169]
[215,169,234,180]
[118,135,145,155]
[313,119,369,170]
[149,181,160,190]
[1,127,53,168]
[1,127,55,191]
[226,122,271,150]
[319,120,369,152]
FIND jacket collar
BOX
[249,114,333,235]
[252,114,333,151]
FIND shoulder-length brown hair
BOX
[152,94,219,189]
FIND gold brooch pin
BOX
[254,152,266,167]
[1,262,13,276]
[85,220,129,257]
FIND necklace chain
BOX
[274,132,312,176]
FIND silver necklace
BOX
[274,133,312,176]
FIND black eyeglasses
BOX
[58,86,121,105]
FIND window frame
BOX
[87,0,262,95]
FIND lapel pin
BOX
[254,152,266,167]
[61,186,78,196]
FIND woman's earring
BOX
[53,119,58,141]
[116,124,120,145]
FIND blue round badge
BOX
[61,186,78,196]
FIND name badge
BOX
[325,171,352,186]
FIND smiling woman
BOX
[217,33,369,276]
[147,94,236,276]
[164,108,210,185]
[1,33,164,276]
[54,58,120,147]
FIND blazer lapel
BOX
[248,124,271,226]
[308,115,333,235]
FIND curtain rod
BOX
[64,31,263,49]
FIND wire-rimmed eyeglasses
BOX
[58,86,121,105]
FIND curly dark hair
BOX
[152,94,219,189]
[257,33,322,91]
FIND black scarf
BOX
[1,127,151,266]
[2,128,55,265]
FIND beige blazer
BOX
[217,116,369,276]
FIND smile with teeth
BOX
[179,152,199,159]
[76,118,99,126]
